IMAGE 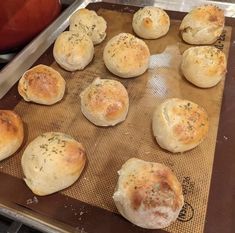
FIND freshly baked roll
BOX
[21,132,86,196]
[18,65,66,105]
[53,31,94,71]
[103,33,150,78]
[132,6,170,39]
[152,98,209,153]
[0,110,24,161]
[181,46,227,88]
[179,5,225,45]
[113,158,184,229]
[80,78,129,126]
[69,8,107,45]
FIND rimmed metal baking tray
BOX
[0,1,235,233]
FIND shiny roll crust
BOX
[103,33,150,78]
[132,6,170,39]
[80,78,129,126]
[53,31,94,71]
[181,46,227,88]
[18,65,66,105]
[0,110,24,161]
[152,98,209,153]
[179,5,225,45]
[21,132,86,196]
[113,158,184,229]
[69,8,107,45]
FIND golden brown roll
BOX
[53,31,94,71]
[132,6,170,39]
[80,78,129,126]
[181,46,227,88]
[69,8,107,45]
[18,64,66,105]
[179,5,224,45]
[21,132,86,196]
[0,110,24,161]
[152,98,209,153]
[113,158,184,229]
[103,33,150,78]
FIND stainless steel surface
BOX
[103,0,235,17]
[0,0,234,99]
[0,201,74,233]
[0,0,234,232]
[6,221,22,233]
[0,53,15,64]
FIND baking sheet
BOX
[0,2,234,233]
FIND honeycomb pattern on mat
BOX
[0,9,231,233]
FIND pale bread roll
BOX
[80,78,129,126]
[132,6,170,39]
[0,110,24,161]
[181,46,227,88]
[69,8,107,45]
[180,5,224,45]
[152,98,209,153]
[21,132,86,196]
[113,158,184,229]
[18,65,66,105]
[103,33,150,78]
[53,31,94,71]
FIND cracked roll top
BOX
[152,98,209,153]
[132,6,170,39]
[18,64,66,105]
[21,132,86,196]
[69,8,107,45]
[80,78,129,126]
[181,46,227,88]
[103,33,150,78]
[179,5,225,45]
[0,110,24,161]
[113,158,184,229]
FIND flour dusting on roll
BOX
[21,132,86,196]
[18,65,66,105]
[181,46,227,88]
[152,98,209,153]
[53,31,94,71]
[80,78,129,126]
[69,8,107,45]
[113,158,184,229]
[180,5,225,45]
[132,6,170,39]
[103,33,150,78]
[0,110,24,161]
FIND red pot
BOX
[0,0,61,53]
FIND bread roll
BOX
[103,33,150,78]
[53,31,94,71]
[113,158,184,229]
[69,8,107,45]
[18,65,66,105]
[181,46,227,88]
[0,110,24,161]
[180,5,224,45]
[80,78,129,126]
[132,6,170,39]
[21,132,86,196]
[152,98,209,153]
